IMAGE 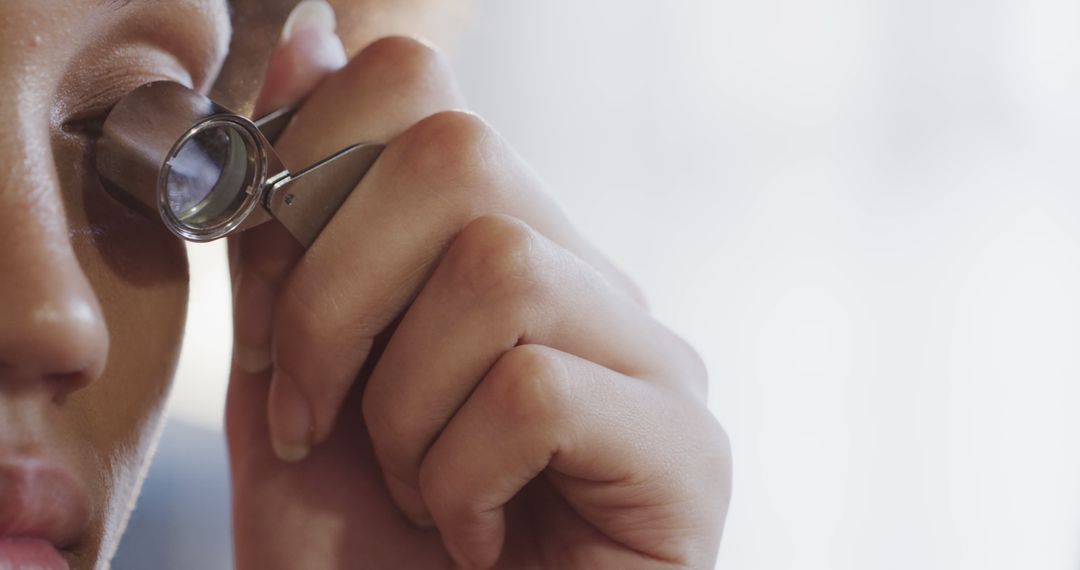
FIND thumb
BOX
[253,0,348,117]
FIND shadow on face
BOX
[0,1,226,567]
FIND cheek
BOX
[80,267,188,562]
[53,136,191,560]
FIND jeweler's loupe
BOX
[96,81,383,247]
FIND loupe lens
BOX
[164,122,257,231]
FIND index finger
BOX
[230,2,349,375]
[232,35,466,462]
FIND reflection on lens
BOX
[165,123,254,230]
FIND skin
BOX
[0,0,731,568]
[0,2,227,567]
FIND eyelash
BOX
[61,106,113,141]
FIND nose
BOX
[0,233,110,398]
[0,167,110,401]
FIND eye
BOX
[61,103,116,141]
[59,77,151,143]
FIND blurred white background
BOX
[115,1,1080,568]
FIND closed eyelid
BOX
[55,47,194,135]
[56,0,233,131]
[93,0,233,93]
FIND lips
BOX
[0,538,70,570]
[0,456,90,569]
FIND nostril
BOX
[46,371,92,404]
[0,294,109,396]
[0,171,112,397]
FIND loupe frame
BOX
[157,114,267,242]
[96,81,383,248]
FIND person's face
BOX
[0,0,462,567]
[0,1,230,567]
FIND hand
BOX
[225,14,730,570]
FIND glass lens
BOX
[165,123,254,229]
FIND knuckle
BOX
[345,36,448,93]
[486,345,571,425]
[713,421,732,470]
[701,416,733,496]
[672,333,710,398]
[447,215,548,304]
[683,341,709,382]
[676,398,732,484]
[397,110,501,192]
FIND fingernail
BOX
[233,344,271,374]
[278,0,348,73]
[269,370,313,462]
[281,0,338,44]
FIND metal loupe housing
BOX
[96,81,383,248]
